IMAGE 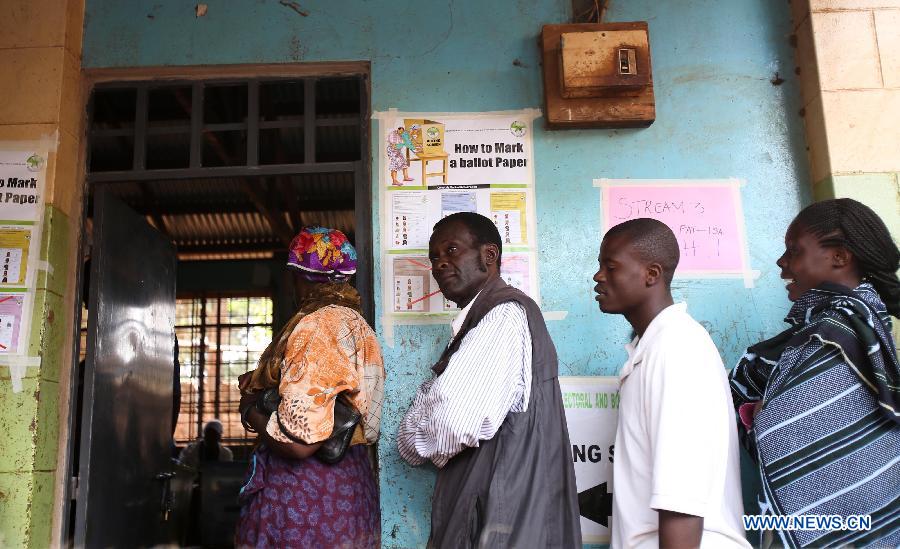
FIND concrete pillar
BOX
[791,0,900,233]
[791,0,900,341]
[0,1,86,547]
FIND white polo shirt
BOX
[611,303,750,549]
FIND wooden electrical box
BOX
[542,22,655,129]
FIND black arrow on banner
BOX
[578,481,613,528]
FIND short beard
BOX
[477,256,488,273]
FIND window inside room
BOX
[174,294,274,444]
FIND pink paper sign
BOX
[602,183,746,273]
[0,293,24,353]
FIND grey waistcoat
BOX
[427,277,582,549]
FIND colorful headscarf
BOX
[242,228,362,394]
[288,227,357,282]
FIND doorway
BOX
[65,69,371,547]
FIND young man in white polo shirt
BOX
[593,218,750,549]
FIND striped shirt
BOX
[397,301,532,468]
[730,284,900,548]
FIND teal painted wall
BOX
[83,1,810,546]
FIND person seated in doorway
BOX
[178,419,233,469]
[592,218,750,548]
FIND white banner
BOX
[560,376,620,545]
[0,149,46,360]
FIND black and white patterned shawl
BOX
[730,283,900,548]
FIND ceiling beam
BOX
[86,162,358,183]
[174,239,284,254]
[193,122,296,247]
[238,179,295,246]
[275,176,304,233]
[137,182,169,237]
[122,199,354,217]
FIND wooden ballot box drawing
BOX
[405,119,449,185]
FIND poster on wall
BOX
[380,111,541,317]
[0,226,32,286]
[596,179,754,282]
[0,149,47,363]
[0,151,46,222]
[0,292,27,354]
[560,376,620,545]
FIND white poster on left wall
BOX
[377,110,542,319]
[0,149,46,364]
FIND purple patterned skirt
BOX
[235,444,380,548]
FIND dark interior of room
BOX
[69,75,368,547]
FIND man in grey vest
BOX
[398,212,582,548]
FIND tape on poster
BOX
[0,131,60,153]
[542,310,568,321]
[372,108,542,121]
[380,314,452,349]
[380,309,570,348]
[2,356,43,393]
[35,260,53,275]
[672,269,761,288]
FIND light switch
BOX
[619,48,637,75]
[542,22,655,129]
[558,28,651,98]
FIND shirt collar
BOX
[619,302,688,383]
[451,290,483,337]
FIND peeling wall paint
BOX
[83,0,811,546]
[0,205,70,548]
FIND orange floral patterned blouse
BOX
[265,305,385,445]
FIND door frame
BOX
[59,61,373,545]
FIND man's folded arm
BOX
[397,378,435,466]
[396,303,530,468]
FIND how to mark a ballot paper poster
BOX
[0,149,47,355]
[560,376,620,545]
[381,111,541,316]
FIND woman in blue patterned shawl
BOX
[730,198,900,548]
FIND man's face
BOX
[429,221,493,307]
[776,224,839,301]
[593,233,651,316]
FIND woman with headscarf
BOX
[235,227,385,548]
[730,199,900,548]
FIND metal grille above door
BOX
[88,77,364,178]
[83,74,373,323]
